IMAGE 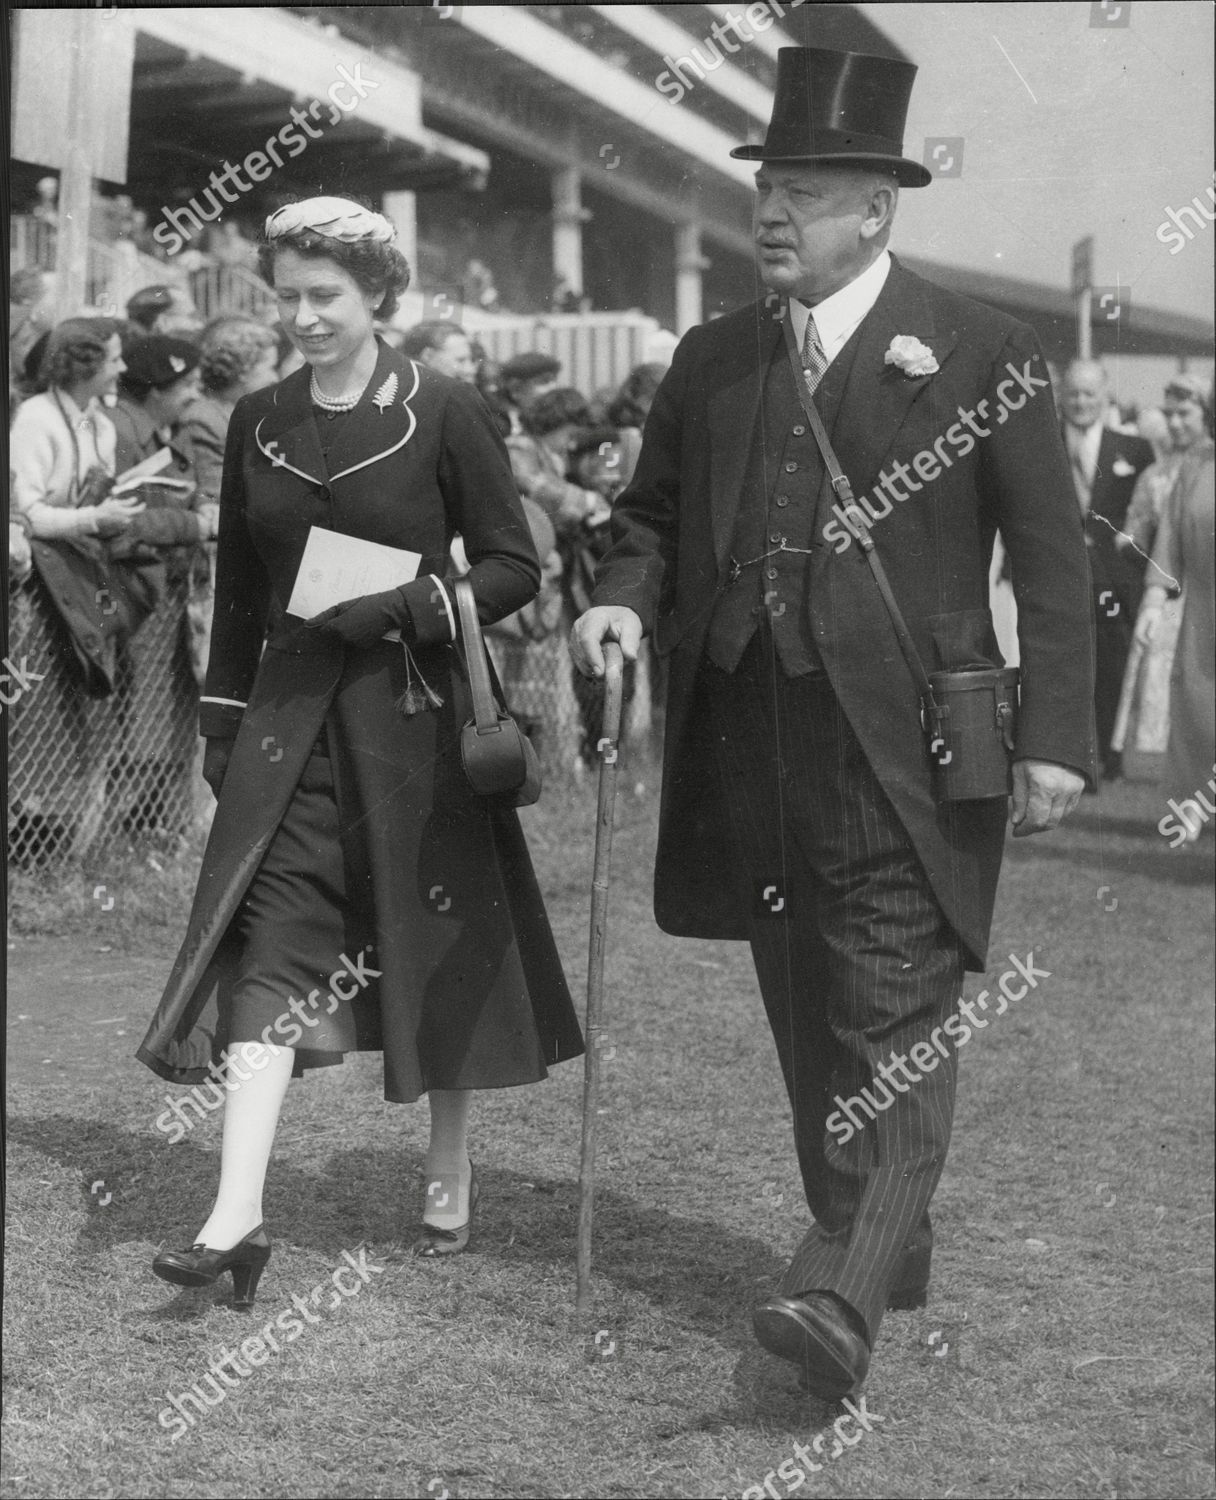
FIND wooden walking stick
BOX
[576,641,625,1314]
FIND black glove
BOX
[305,586,416,648]
[203,738,233,798]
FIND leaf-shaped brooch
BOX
[372,372,399,413]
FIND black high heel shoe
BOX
[152,1225,272,1309]
[412,1167,479,1258]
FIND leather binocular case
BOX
[923,666,1020,801]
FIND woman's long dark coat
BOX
[137,342,583,1101]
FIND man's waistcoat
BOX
[705,332,856,675]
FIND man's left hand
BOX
[1010,758,1085,837]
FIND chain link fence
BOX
[7,571,204,864]
[8,571,657,865]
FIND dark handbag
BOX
[454,577,542,807]
[70,458,165,633]
[781,316,1019,801]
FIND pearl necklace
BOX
[310,370,366,412]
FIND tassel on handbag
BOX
[394,641,444,717]
[453,578,542,808]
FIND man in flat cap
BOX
[572,46,1095,1399]
[498,351,561,436]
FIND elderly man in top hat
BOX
[571,47,1096,1399]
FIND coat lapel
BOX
[254,366,328,487]
[321,341,420,483]
[822,257,960,517]
[252,341,421,490]
[708,298,783,567]
[1088,428,1118,520]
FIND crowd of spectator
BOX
[10,266,1211,859]
[7,276,669,860]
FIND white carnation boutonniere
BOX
[372,372,399,413]
[884,335,939,378]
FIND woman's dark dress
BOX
[137,344,583,1102]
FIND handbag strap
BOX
[781,313,940,715]
[453,577,501,734]
[51,388,84,508]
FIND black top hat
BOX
[731,47,931,188]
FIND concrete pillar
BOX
[382,190,418,279]
[551,166,587,298]
[675,221,708,334]
[54,22,96,321]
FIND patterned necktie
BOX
[801,312,828,398]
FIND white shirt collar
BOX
[788,250,891,366]
[1065,418,1104,461]
[55,388,100,424]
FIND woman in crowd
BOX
[108,336,216,831]
[504,388,611,770]
[184,317,281,498]
[506,386,610,536]
[138,197,581,1307]
[1135,394,1215,841]
[1114,375,1212,759]
[9,318,142,540]
[8,318,145,857]
[181,318,281,685]
[605,361,666,486]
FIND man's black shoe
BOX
[752,1291,869,1399]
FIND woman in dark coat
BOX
[138,198,582,1302]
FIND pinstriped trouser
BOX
[702,633,965,1343]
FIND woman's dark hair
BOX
[524,386,590,438]
[41,317,121,393]
[199,316,278,394]
[257,211,411,321]
[606,362,666,429]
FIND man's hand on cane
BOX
[570,606,643,679]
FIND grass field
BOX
[5,763,1214,1500]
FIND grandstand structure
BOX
[13,3,1211,393]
